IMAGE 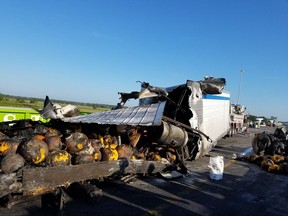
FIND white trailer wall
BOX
[188,81,230,155]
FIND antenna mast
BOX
[237,70,243,105]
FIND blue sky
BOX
[0,0,288,120]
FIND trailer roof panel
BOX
[62,102,165,126]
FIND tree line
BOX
[0,93,114,109]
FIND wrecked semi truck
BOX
[0,77,231,208]
[108,77,230,160]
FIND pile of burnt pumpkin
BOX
[247,153,288,174]
[0,121,177,175]
[0,122,141,174]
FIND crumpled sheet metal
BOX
[62,102,166,126]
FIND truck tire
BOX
[252,133,272,155]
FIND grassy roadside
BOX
[0,95,111,114]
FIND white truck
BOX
[229,104,247,135]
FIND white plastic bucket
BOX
[208,156,224,180]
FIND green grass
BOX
[0,99,43,109]
[77,105,109,113]
[0,97,110,114]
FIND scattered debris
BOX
[232,147,253,160]
[40,96,80,119]
[238,127,288,174]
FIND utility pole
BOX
[237,70,243,105]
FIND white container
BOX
[208,156,224,180]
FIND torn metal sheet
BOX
[62,102,166,126]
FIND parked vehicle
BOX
[229,104,247,136]
[254,118,265,128]
[0,106,46,122]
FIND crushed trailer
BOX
[0,77,232,210]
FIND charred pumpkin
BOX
[65,132,89,154]
[46,150,71,166]
[117,144,133,159]
[0,139,20,156]
[19,136,49,164]
[1,153,25,173]
[72,153,94,165]
[45,136,64,151]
